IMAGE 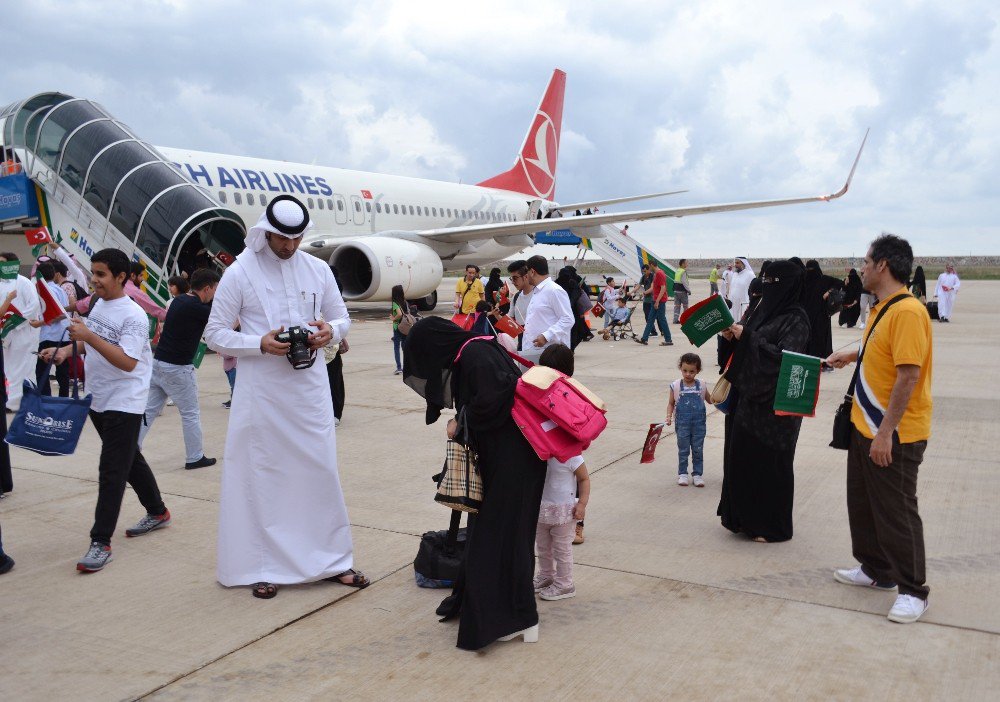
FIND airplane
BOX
[154,69,866,309]
[1,70,866,311]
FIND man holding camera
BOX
[205,195,368,600]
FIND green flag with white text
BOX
[0,261,19,280]
[774,351,822,417]
[678,294,734,347]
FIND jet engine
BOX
[330,237,443,305]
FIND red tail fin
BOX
[477,69,565,200]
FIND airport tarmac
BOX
[1,279,998,701]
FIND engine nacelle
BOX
[329,237,443,301]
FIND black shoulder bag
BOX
[829,293,909,449]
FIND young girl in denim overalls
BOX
[665,353,711,487]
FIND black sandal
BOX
[252,582,278,599]
[324,568,370,589]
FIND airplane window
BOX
[408,205,415,215]
[218,191,227,203]
[337,200,344,211]
[260,194,268,206]
[355,201,361,212]
[307,198,313,208]
[393,204,399,214]
[365,201,371,212]
[431,207,437,216]
[327,199,334,209]
[318,198,325,210]
[245,193,253,206]
[234,192,242,205]
[375,202,381,213]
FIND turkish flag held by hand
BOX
[36,278,66,324]
[24,227,52,245]
[640,423,666,464]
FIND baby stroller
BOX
[602,303,638,341]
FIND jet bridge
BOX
[0,92,245,304]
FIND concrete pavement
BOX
[1,280,997,701]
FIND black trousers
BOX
[847,427,929,599]
[326,354,345,420]
[89,410,166,545]
[36,341,72,397]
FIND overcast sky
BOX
[4,1,998,260]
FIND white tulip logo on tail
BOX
[519,110,558,199]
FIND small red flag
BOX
[217,251,235,265]
[360,189,372,199]
[640,423,666,464]
[24,226,52,245]
[36,278,66,324]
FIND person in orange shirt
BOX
[827,234,933,624]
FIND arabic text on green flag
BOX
[192,341,208,368]
[678,294,734,347]
[0,261,19,280]
[774,351,822,417]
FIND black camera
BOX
[276,326,315,369]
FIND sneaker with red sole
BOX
[77,542,113,572]
[125,510,171,537]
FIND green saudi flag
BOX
[678,294,735,347]
[0,260,19,280]
[774,351,822,417]
[147,313,159,340]
[192,341,208,368]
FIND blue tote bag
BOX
[6,337,91,456]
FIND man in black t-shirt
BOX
[138,269,220,469]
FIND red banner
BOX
[24,226,52,245]
[36,278,66,324]
[640,423,666,464]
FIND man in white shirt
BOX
[505,260,534,351]
[521,255,574,364]
[727,257,755,321]
[934,263,961,322]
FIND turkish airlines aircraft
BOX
[157,69,866,309]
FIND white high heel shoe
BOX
[498,623,539,643]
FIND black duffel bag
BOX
[413,510,467,588]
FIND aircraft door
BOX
[333,194,348,225]
[349,195,365,226]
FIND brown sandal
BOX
[252,582,279,599]
[325,568,370,588]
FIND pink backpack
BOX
[454,338,608,462]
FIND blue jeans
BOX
[641,302,672,342]
[676,419,706,475]
[139,360,204,463]
[224,367,236,393]
[642,300,657,336]
[392,328,404,371]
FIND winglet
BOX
[822,129,869,201]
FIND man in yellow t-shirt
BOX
[827,234,933,625]
[453,265,485,314]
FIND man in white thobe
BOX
[727,257,755,322]
[521,254,574,364]
[204,196,367,597]
[0,254,42,411]
[934,264,960,322]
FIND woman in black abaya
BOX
[801,260,841,360]
[717,259,810,543]
[838,268,863,328]
[403,317,546,650]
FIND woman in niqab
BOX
[801,260,841,360]
[838,268,863,328]
[403,317,546,649]
[717,259,810,543]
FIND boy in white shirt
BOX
[43,248,170,573]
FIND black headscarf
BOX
[845,268,862,303]
[749,259,806,331]
[402,317,475,424]
[484,267,503,304]
[910,266,926,296]
[743,277,764,321]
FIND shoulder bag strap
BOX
[846,293,911,398]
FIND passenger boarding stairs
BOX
[0,92,245,306]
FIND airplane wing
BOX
[549,190,688,213]
[405,130,868,245]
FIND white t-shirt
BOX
[84,296,153,413]
[508,288,534,326]
[539,454,584,524]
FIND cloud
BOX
[2,0,998,256]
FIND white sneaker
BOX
[857,322,866,330]
[677,474,690,486]
[334,418,341,427]
[538,584,576,601]
[888,594,928,623]
[692,475,705,488]
[833,565,897,590]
